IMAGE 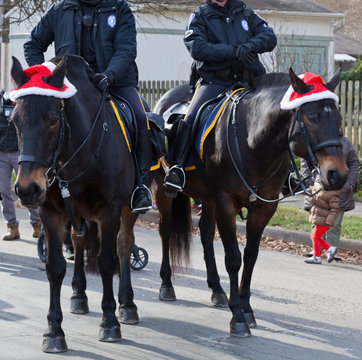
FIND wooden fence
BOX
[336,80,361,157]
[140,79,362,156]
[138,80,187,112]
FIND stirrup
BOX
[164,165,185,191]
[130,185,152,214]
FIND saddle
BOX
[109,94,166,168]
[163,85,249,167]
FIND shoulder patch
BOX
[107,14,116,28]
[241,19,249,31]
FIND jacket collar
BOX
[204,0,245,17]
[64,0,116,10]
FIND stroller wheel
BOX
[37,233,47,263]
[130,245,148,271]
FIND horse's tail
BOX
[84,221,100,274]
[84,220,120,274]
[169,192,192,269]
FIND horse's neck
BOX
[245,99,291,155]
[60,98,102,160]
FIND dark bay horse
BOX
[10,54,139,352]
[152,69,348,337]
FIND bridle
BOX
[227,98,342,212]
[17,91,107,234]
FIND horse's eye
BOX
[306,113,319,123]
[48,117,58,127]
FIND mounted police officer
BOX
[164,0,277,197]
[24,0,152,214]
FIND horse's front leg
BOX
[41,217,68,353]
[97,217,122,342]
[199,201,228,307]
[70,222,89,315]
[117,207,139,324]
[215,197,251,338]
[241,203,277,328]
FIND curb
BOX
[139,210,362,253]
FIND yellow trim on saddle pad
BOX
[199,88,244,160]
[163,159,196,172]
[150,158,161,171]
[110,100,132,153]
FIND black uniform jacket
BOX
[24,0,138,87]
[184,0,277,84]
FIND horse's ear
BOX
[324,68,340,92]
[11,56,29,88]
[45,55,67,89]
[289,68,314,95]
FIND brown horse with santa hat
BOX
[10,54,141,352]
[152,68,348,338]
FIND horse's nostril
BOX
[327,170,337,186]
[14,183,20,197]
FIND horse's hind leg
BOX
[70,223,90,314]
[117,207,139,324]
[240,204,278,328]
[199,201,228,307]
[41,216,68,353]
[97,217,122,342]
[215,197,251,338]
[156,187,176,301]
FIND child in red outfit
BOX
[306,181,340,264]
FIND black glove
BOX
[243,52,257,65]
[235,43,254,61]
[88,72,109,92]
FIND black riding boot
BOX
[164,120,192,198]
[131,129,153,214]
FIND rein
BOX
[226,100,341,215]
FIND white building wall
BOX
[5,8,341,89]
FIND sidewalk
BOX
[140,195,362,253]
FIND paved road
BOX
[0,209,362,360]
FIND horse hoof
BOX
[244,312,257,328]
[159,286,176,301]
[99,325,122,342]
[230,322,252,338]
[70,298,89,314]
[211,292,228,308]
[119,308,139,324]
[42,336,68,353]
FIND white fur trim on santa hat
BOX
[9,61,77,102]
[280,74,339,110]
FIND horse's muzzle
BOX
[14,166,47,207]
[321,168,348,191]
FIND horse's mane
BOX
[245,72,291,150]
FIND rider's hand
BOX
[88,72,109,92]
[243,52,257,65]
[235,43,254,61]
